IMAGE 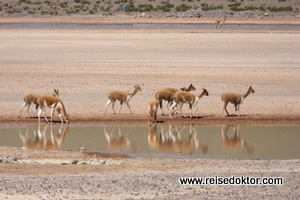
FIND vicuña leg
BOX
[19,102,28,118]
[32,104,39,117]
[38,107,49,124]
[104,100,112,115]
[119,101,123,114]
[223,102,230,116]
[111,101,116,115]
[189,103,193,117]
[126,102,134,114]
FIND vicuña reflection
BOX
[104,127,139,154]
[148,124,208,155]
[221,125,254,155]
[19,124,69,150]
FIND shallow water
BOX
[0,23,299,29]
[0,124,299,159]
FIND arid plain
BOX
[0,17,300,199]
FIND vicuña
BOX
[104,85,142,115]
[221,86,255,116]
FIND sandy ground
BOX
[0,146,299,200]
[0,18,300,124]
[0,17,299,199]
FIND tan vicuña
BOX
[170,88,209,118]
[221,86,255,116]
[19,89,59,118]
[37,95,70,124]
[104,85,142,115]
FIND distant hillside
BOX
[0,0,299,18]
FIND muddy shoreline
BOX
[1,115,300,126]
[1,16,300,25]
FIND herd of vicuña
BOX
[19,85,255,124]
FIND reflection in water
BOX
[148,124,208,155]
[19,124,69,150]
[221,125,254,155]
[104,127,139,154]
[0,124,296,159]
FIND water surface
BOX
[0,124,299,159]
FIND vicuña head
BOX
[104,85,142,115]
[37,95,70,124]
[180,83,196,92]
[221,86,255,117]
[19,89,60,118]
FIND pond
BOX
[0,124,299,159]
[0,23,299,29]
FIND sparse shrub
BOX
[156,2,174,12]
[228,2,241,7]
[137,4,154,12]
[268,6,293,12]
[201,3,223,11]
[44,1,51,6]
[60,2,68,8]
[81,0,91,5]
[175,4,191,12]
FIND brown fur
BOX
[37,95,70,124]
[221,86,255,116]
[19,89,59,118]
[148,99,160,123]
[215,16,227,28]
[155,84,196,115]
[104,85,142,115]
[171,88,209,118]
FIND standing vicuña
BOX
[155,84,196,115]
[170,88,209,118]
[148,99,160,123]
[37,95,70,124]
[215,16,227,29]
[19,89,59,118]
[221,86,255,116]
[104,85,142,115]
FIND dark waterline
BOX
[0,23,300,29]
[0,124,299,159]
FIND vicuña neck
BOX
[243,88,251,99]
[129,88,138,97]
[198,91,206,99]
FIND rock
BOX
[89,159,105,165]
[1,157,17,163]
